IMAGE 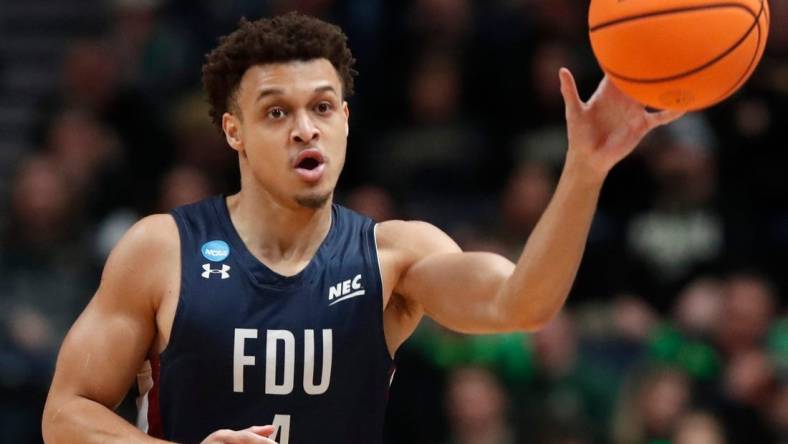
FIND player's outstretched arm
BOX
[385,69,683,335]
[41,215,178,443]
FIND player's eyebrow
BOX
[314,85,338,96]
[256,85,337,102]
[256,87,285,102]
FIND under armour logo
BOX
[202,263,231,279]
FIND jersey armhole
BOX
[159,210,188,362]
[370,222,395,364]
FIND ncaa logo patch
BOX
[201,240,230,262]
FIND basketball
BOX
[588,0,770,110]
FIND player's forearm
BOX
[499,155,604,330]
[42,394,173,444]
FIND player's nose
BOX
[291,110,320,144]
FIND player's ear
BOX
[222,112,244,152]
[343,101,350,137]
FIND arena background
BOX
[1,0,787,443]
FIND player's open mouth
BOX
[293,148,326,183]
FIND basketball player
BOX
[42,12,682,444]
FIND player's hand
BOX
[200,425,278,444]
[558,67,684,181]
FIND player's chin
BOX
[294,189,333,209]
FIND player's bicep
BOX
[48,215,174,409]
[401,251,516,333]
[386,221,516,333]
[50,289,155,409]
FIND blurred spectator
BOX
[612,367,691,444]
[673,411,727,444]
[529,41,574,123]
[109,0,196,98]
[526,312,597,442]
[44,107,127,221]
[157,165,215,212]
[3,156,78,252]
[46,108,120,191]
[673,277,724,337]
[407,0,473,52]
[498,160,556,258]
[0,155,92,356]
[409,320,533,389]
[444,366,517,444]
[342,184,398,222]
[533,313,577,380]
[0,156,95,444]
[723,349,775,408]
[767,384,788,443]
[386,318,531,444]
[648,277,724,382]
[768,0,788,60]
[627,114,724,308]
[612,295,659,344]
[449,224,510,256]
[376,52,490,225]
[527,303,654,443]
[715,272,776,358]
[35,38,174,213]
[717,349,777,443]
[522,0,586,43]
[485,38,573,137]
[170,91,237,190]
[409,54,462,125]
[58,39,123,112]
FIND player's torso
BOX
[144,196,392,444]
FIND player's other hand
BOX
[558,67,684,181]
[200,425,278,444]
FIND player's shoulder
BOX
[376,219,461,259]
[80,213,181,316]
[101,214,179,294]
[117,213,179,256]
[376,219,444,241]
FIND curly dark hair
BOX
[202,12,357,131]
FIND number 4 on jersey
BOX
[270,414,290,444]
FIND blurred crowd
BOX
[1,0,787,443]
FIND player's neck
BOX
[226,188,332,268]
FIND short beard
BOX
[295,191,332,209]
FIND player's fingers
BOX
[227,431,278,444]
[201,428,277,444]
[244,425,275,437]
[646,109,685,128]
[202,428,235,443]
[558,67,583,117]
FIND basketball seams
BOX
[589,2,758,32]
[712,0,766,102]
[598,1,764,84]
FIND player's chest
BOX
[182,259,377,341]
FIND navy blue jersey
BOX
[145,196,393,444]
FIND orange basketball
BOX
[589,0,770,110]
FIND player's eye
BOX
[267,107,287,119]
[315,102,332,114]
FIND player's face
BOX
[225,58,349,209]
